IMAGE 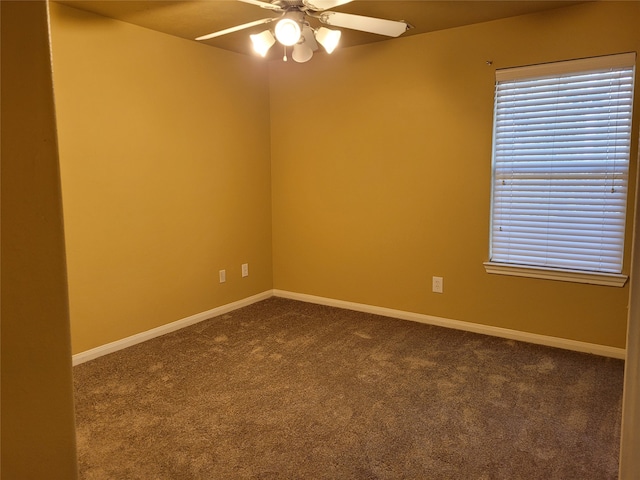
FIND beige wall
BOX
[270,1,640,348]
[1,1,78,477]
[49,3,273,354]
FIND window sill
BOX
[483,262,628,287]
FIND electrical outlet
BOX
[241,263,249,278]
[432,276,443,294]
[219,269,226,283]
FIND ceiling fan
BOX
[196,0,412,63]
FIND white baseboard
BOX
[272,289,626,360]
[72,290,273,366]
[73,288,625,365]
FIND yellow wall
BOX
[50,1,639,354]
[49,3,273,354]
[1,1,78,477]
[270,1,640,348]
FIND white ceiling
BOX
[56,0,586,59]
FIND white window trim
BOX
[484,261,628,287]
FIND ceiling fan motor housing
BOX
[276,0,307,8]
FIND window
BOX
[485,53,636,286]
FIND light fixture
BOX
[315,27,341,54]
[247,15,341,61]
[292,41,313,63]
[250,30,276,57]
[196,4,412,63]
[274,18,301,46]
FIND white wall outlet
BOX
[432,276,443,294]
[219,269,226,283]
[241,263,249,278]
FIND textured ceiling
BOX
[56,0,585,59]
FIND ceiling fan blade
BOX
[196,18,276,41]
[302,25,318,51]
[318,11,409,37]
[238,0,283,11]
[302,0,353,12]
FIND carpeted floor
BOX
[73,297,624,479]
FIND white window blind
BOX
[490,53,635,275]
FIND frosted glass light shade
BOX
[315,27,341,54]
[275,18,301,46]
[250,30,276,57]
[292,42,313,63]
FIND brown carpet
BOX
[73,297,623,479]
